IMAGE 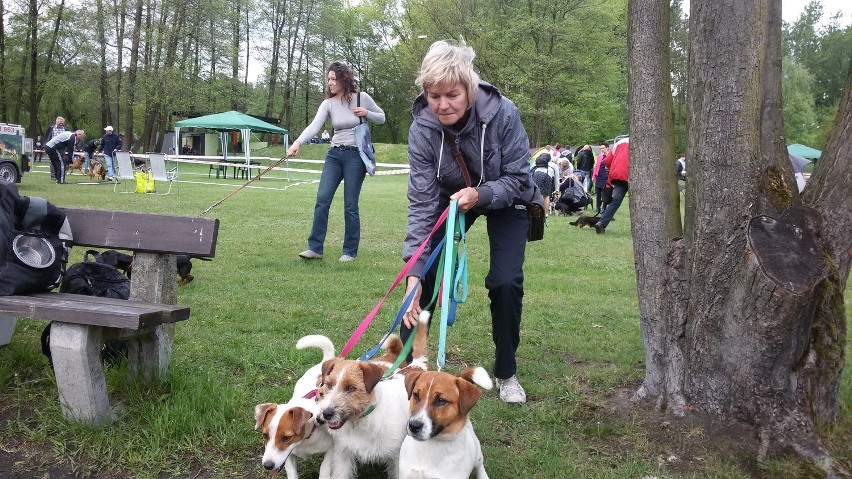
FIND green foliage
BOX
[782,57,818,145]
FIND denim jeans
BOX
[103,154,116,178]
[307,147,366,256]
[597,180,628,228]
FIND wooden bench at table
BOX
[0,208,219,426]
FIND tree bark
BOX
[0,0,7,121]
[124,0,143,149]
[26,0,39,136]
[629,0,850,476]
[626,0,686,416]
[96,0,113,128]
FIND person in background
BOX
[77,137,100,174]
[593,141,610,214]
[45,130,84,184]
[98,126,122,181]
[43,117,66,180]
[401,39,535,404]
[594,138,629,234]
[287,61,385,262]
[34,136,43,162]
[575,144,595,192]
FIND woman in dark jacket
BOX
[400,40,534,404]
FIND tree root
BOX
[759,408,851,478]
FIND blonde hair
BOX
[415,39,480,108]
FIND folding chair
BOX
[113,151,139,193]
[148,152,178,195]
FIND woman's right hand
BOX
[286,141,300,157]
[402,276,423,329]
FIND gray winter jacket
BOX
[403,81,533,276]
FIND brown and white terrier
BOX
[254,335,337,478]
[314,314,430,479]
[399,366,493,479]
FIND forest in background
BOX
[0,0,847,154]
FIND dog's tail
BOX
[406,311,431,370]
[296,335,336,361]
[459,366,494,390]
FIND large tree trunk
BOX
[26,0,39,136]
[629,0,850,476]
[96,0,113,127]
[124,0,143,149]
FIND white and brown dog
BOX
[399,366,493,479]
[254,335,337,478]
[315,316,429,479]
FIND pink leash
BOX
[338,206,450,357]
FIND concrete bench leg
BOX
[49,322,111,426]
[0,315,16,346]
[125,323,174,383]
[128,252,177,383]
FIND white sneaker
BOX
[497,375,526,404]
[298,250,323,259]
[339,255,356,262]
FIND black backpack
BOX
[42,250,132,368]
[59,250,131,299]
[0,181,72,296]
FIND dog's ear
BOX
[288,406,314,434]
[455,378,482,416]
[360,362,385,394]
[404,370,422,399]
[320,359,336,386]
[254,403,277,430]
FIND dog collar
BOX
[359,404,376,418]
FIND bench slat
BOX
[0,293,190,329]
[61,208,219,257]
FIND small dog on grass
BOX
[89,160,107,181]
[255,335,337,478]
[569,215,600,229]
[66,155,84,175]
[314,314,430,479]
[400,366,493,479]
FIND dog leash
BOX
[202,157,289,215]
[338,206,451,358]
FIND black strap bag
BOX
[0,181,72,295]
[59,250,131,299]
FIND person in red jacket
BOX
[594,137,629,234]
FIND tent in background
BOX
[173,111,288,165]
[787,143,821,160]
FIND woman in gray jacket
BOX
[400,40,534,404]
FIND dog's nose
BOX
[262,461,276,471]
[322,408,334,421]
[408,418,424,434]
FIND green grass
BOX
[0,151,849,478]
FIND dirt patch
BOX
[603,387,764,476]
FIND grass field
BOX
[0,146,849,478]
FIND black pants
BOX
[45,147,65,184]
[401,203,527,380]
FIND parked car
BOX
[0,123,30,183]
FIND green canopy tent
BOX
[787,143,821,160]
[173,110,288,165]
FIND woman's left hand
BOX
[352,107,368,117]
[450,187,479,212]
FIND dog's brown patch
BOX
[405,369,482,436]
[254,403,315,453]
[89,161,106,181]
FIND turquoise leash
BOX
[437,200,458,370]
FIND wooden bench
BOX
[0,208,219,426]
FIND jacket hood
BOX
[411,81,503,132]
